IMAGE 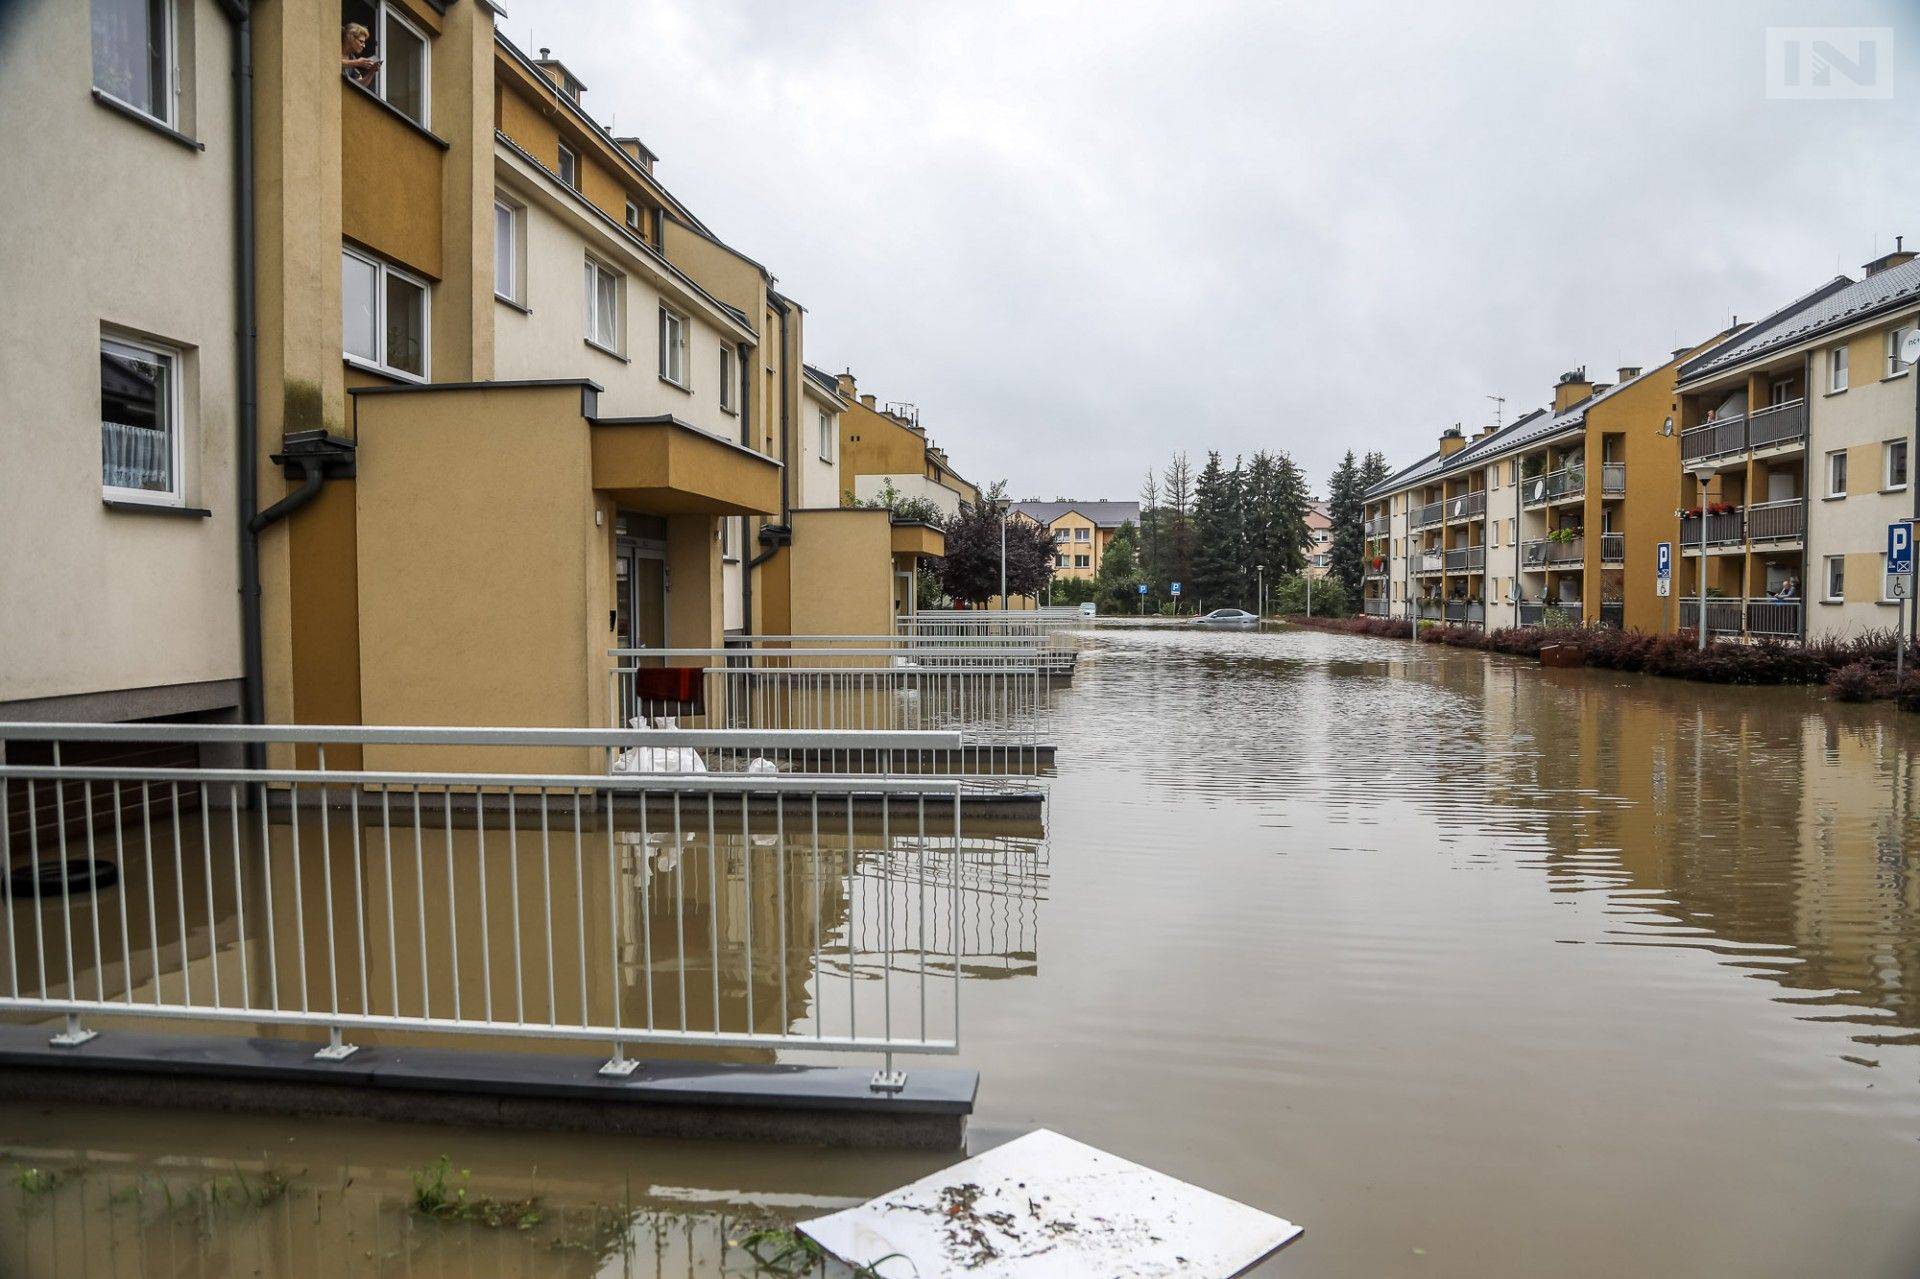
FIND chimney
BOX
[837,371,858,400]
[1616,366,1642,383]
[1438,424,1467,458]
[861,394,877,409]
[534,50,584,101]
[1552,367,1594,412]
[613,137,655,174]
[1864,236,1916,276]
[1474,424,1497,441]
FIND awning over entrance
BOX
[591,415,781,516]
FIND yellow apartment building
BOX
[1007,502,1142,581]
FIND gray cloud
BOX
[524,0,1920,497]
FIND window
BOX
[719,346,736,413]
[1829,345,1849,393]
[100,335,183,505]
[1770,377,1795,406]
[1055,554,1068,569]
[1826,449,1849,498]
[1075,526,1091,541]
[375,4,428,126]
[341,247,428,380]
[1054,529,1070,543]
[721,518,738,562]
[817,410,834,462]
[657,307,687,385]
[93,0,176,125]
[1886,439,1909,491]
[1889,326,1914,378]
[556,143,579,190]
[583,257,622,354]
[1507,518,1516,544]
[492,199,522,303]
[625,201,641,233]
[1825,555,1846,602]
[1489,523,1499,547]
[1074,555,1090,569]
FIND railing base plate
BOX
[598,1057,640,1078]
[49,1029,98,1048]
[870,1070,908,1094]
[313,1042,360,1061]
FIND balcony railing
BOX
[1748,398,1807,452]
[1680,510,1744,549]
[1681,416,1746,464]
[1746,498,1804,542]
[1521,539,1548,569]
[1679,598,1745,635]
[1518,602,1544,626]
[1443,600,1485,625]
[1446,490,1487,522]
[1417,551,1444,574]
[1364,565,1389,581]
[1598,601,1624,628]
[1364,597,1389,616]
[1411,501,1444,530]
[1518,599,1582,625]
[1601,462,1626,495]
[1600,532,1624,563]
[1521,466,1585,508]
[1746,599,1802,637]
[1444,545,1487,572]
[1418,601,1444,620]
[1365,516,1390,538]
[1545,536,1584,565]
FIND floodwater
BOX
[7,626,1920,1277]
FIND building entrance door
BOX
[614,515,668,723]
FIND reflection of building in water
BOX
[1459,659,1920,1054]
[5,788,1042,1060]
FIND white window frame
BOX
[492,197,523,305]
[1074,554,1090,569]
[1829,344,1849,393]
[1885,438,1909,492]
[583,255,623,356]
[625,200,641,233]
[556,142,579,190]
[817,409,834,462]
[1074,526,1091,542]
[341,246,430,383]
[94,0,179,127]
[718,346,737,414]
[1824,554,1846,603]
[721,517,739,563]
[100,333,186,508]
[657,306,688,387]
[1826,449,1848,499]
[1887,325,1914,379]
[373,2,431,128]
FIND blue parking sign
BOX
[1890,522,1913,575]
[1656,542,1671,579]
[1171,581,1182,596]
[1138,583,1148,595]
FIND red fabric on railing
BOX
[630,666,705,711]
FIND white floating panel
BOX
[799,1128,1302,1277]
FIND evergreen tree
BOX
[1192,451,1243,609]
[1361,451,1391,499]
[1094,520,1143,613]
[1273,452,1312,576]
[1327,451,1366,596]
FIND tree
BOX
[1161,452,1196,604]
[935,488,1056,605]
[1273,453,1312,576]
[1192,451,1246,609]
[1328,451,1366,597]
[1094,520,1142,613]
[1139,470,1161,585]
[1272,573,1350,618]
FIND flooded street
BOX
[8,626,1920,1276]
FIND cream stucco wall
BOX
[1485,460,1521,630]
[1806,316,1920,639]
[798,387,843,510]
[853,473,962,519]
[0,0,242,706]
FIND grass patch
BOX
[410,1156,543,1231]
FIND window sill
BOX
[1820,598,1843,606]
[1821,493,1846,502]
[1824,388,1848,398]
[103,498,211,518]
[720,405,738,417]
[1882,485,1909,495]
[91,89,204,151]
[342,77,450,150]
[495,294,531,315]
[584,338,630,364]
[658,375,691,395]
[344,355,427,385]
[1884,370,1911,381]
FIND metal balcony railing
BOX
[1411,501,1444,530]
[1364,516,1390,538]
[1680,511,1745,549]
[1679,598,1745,635]
[1521,539,1548,569]
[1746,499,1804,542]
[1746,599,1802,637]
[1418,601,1444,620]
[1363,597,1389,616]
[1518,603,1545,626]
[1521,466,1584,507]
[1748,399,1808,452]
[1446,491,1486,522]
[1416,551,1444,574]
[1681,416,1746,464]
[1441,600,1485,625]
[1544,536,1584,565]
[1601,462,1626,495]
[1600,532,1624,563]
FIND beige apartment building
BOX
[0,0,248,726]
[1008,502,1142,581]
[1673,248,1920,642]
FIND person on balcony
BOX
[342,23,378,88]
[1772,576,1799,601]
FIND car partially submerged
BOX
[1193,608,1258,627]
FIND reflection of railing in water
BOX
[0,723,968,1077]
[840,834,1048,982]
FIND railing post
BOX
[50,1013,97,1047]
[314,1025,358,1060]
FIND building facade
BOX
[1007,501,1142,582]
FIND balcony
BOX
[1411,500,1444,530]
[1746,599,1802,637]
[1746,498,1804,544]
[1418,601,1444,620]
[1364,564,1389,582]
[1680,416,1746,466]
[1521,465,1585,508]
[1748,399,1807,453]
[1416,551,1444,575]
[1521,539,1548,569]
[1518,599,1581,626]
[1600,532,1624,564]
[1445,490,1487,522]
[1601,462,1626,495]
[1444,600,1485,625]
[1598,601,1624,628]
[1444,545,1487,573]
[1544,536,1584,566]
[1363,597,1390,617]
[1678,598,1745,635]
[1365,516,1390,538]
[1679,510,1744,551]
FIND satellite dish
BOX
[1902,329,1920,367]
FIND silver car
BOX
[1193,608,1258,628]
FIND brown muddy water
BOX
[6,626,1920,1277]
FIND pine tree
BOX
[1243,452,1279,592]
[1192,451,1243,610]
[1162,452,1196,602]
[1328,451,1366,596]
[1139,469,1161,586]
[1273,452,1312,576]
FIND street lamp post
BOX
[1306,568,1313,618]
[998,506,1008,610]
[1692,462,1717,651]
[1256,564,1265,619]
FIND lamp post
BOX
[1256,564,1265,619]
[998,506,1008,610]
[1692,462,1717,651]
[1306,567,1314,618]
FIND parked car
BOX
[1193,608,1258,628]
[1079,601,1097,618]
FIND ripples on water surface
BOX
[6,625,1920,1277]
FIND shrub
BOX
[1827,661,1888,703]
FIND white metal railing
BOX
[897,613,1083,653]
[610,647,1054,777]
[0,723,970,1082]
[101,421,170,491]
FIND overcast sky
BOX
[524,0,1919,501]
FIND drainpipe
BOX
[217,0,261,761]
[742,299,795,636]
[1803,353,1814,643]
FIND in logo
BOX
[1767,27,1893,99]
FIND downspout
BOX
[218,0,261,762]
[742,299,795,635]
[1803,353,1814,643]
[736,336,755,636]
